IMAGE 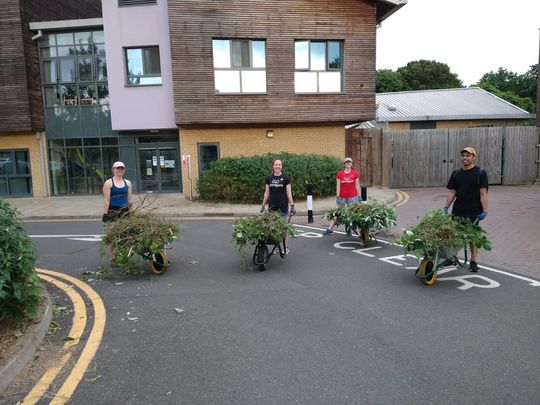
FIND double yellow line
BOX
[393,190,410,207]
[22,269,106,405]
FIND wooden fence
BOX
[346,126,538,188]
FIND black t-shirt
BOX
[266,173,290,213]
[447,166,488,217]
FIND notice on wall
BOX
[160,156,165,168]
[164,160,175,168]
[182,155,191,167]
[147,168,153,176]
[152,156,157,167]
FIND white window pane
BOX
[214,70,240,93]
[213,40,231,68]
[295,41,309,69]
[295,72,317,93]
[319,71,341,92]
[139,76,162,85]
[252,41,266,68]
[310,42,326,70]
[241,71,266,93]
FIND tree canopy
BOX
[376,60,538,115]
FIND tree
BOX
[476,65,537,113]
[396,60,463,91]
[376,69,404,93]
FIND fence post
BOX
[306,183,314,223]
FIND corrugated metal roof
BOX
[376,87,534,122]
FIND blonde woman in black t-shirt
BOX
[261,159,296,253]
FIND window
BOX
[212,39,266,94]
[198,143,220,174]
[118,0,156,6]
[125,46,162,85]
[294,40,343,93]
[48,138,119,195]
[38,31,108,106]
[410,121,436,130]
[0,150,33,197]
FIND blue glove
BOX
[357,196,363,203]
[478,211,488,221]
[443,207,449,215]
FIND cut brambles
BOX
[232,211,297,268]
[398,210,491,260]
[323,201,397,244]
[101,212,180,274]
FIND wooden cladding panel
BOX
[0,0,32,132]
[168,0,377,125]
[0,0,101,133]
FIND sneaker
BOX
[469,261,479,272]
[323,229,334,236]
[285,248,290,255]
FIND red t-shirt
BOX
[336,169,359,198]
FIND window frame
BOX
[124,46,162,87]
[212,38,267,95]
[197,143,220,175]
[294,39,344,94]
[0,149,33,197]
[38,30,108,107]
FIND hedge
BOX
[197,153,342,203]
[0,198,41,324]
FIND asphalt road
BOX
[4,219,540,405]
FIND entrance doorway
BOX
[138,146,181,193]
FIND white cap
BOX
[112,161,125,168]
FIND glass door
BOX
[138,147,180,193]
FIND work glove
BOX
[260,206,265,213]
[102,213,111,223]
[443,207,449,215]
[357,196,363,203]
[478,211,488,221]
[336,197,341,205]
[290,205,296,215]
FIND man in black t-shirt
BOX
[444,146,489,272]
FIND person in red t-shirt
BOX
[324,157,362,236]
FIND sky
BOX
[376,0,540,86]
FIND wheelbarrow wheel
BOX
[149,250,169,275]
[253,242,268,271]
[360,228,369,247]
[418,257,437,286]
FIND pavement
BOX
[3,187,394,220]
[2,184,540,396]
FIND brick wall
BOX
[0,132,48,197]
[179,125,345,196]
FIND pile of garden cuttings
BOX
[102,212,180,274]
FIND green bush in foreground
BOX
[0,198,41,324]
[197,153,342,203]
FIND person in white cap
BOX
[323,157,362,236]
[444,146,489,272]
[102,161,133,223]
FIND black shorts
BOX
[103,206,130,223]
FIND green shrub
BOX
[0,198,41,324]
[197,153,342,203]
